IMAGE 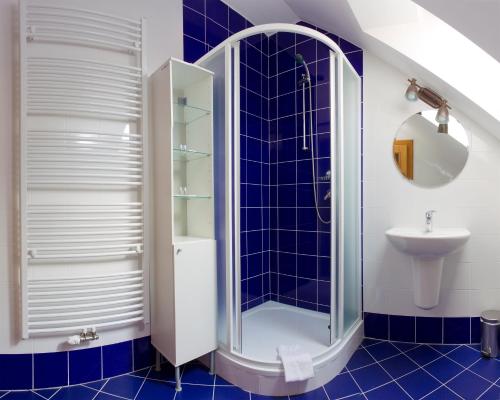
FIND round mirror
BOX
[393,111,469,187]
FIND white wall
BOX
[0,0,182,354]
[363,52,500,317]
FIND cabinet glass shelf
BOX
[173,194,211,200]
[173,147,211,161]
[173,102,211,125]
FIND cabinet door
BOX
[173,239,217,365]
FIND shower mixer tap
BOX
[319,170,331,182]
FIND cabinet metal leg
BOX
[175,366,182,392]
[155,350,161,372]
[209,351,215,375]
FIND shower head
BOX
[295,53,311,81]
[295,53,305,65]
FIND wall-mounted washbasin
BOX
[385,227,470,309]
[385,228,470,257]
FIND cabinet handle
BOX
[176,248,182,255]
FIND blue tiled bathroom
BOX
[0,0,499,399]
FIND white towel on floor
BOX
[277,345,314,382]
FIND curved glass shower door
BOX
[198,24,361,362]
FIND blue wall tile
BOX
[389,315,415,342]
[444,318,471,344]
[206,0,228,28]
[416,317,442,344]
[184,0,204,14]
[366,314,475,344]
[364,312,389,340]
[103,341,133,378]
[183,6,205,43]
[34,351,68,388]
[69,347,102,385]
[184,36,206,63]
[0,354,32,390]
[134,336,155,371]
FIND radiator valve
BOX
[67,328,99,345]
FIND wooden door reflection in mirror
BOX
[393,139,413,180]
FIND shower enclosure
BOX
[197,23,361,396]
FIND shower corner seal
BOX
[207,320,363,397]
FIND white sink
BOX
[385,227,470,309]
[385,228,470,258]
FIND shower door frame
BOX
[197,23,362,357]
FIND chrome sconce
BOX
[405,78,451,130]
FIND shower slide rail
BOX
[19,0,149,338]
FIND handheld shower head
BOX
[295,53,305,65]
[295,53,310,81]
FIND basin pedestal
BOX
[411,256,444,309]
[385,227,470,310]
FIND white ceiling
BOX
[223,0,299,25]
[414,0,500,63]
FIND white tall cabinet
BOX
[151,58,216,390]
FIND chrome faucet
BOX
[425,210,437,232]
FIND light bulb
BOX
[405,79,419,101]
[435,100,449,124]
[438,123,448,134]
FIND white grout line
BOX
[31,390,49,400]
[89,377,110,400]
[132,367,152,400]
[47,387,61,400]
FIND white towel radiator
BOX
[19,1,149,338]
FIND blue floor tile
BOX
[405,345,442,366]
[1,393,41,400]
[364,382,411,399]
[397,369,441,399]
[430,344,458,355]
[289,387,328,399]
[323,372,360,399]
[147,364,176,382]
[361,339,381,347]
[101,375,144,399]
[346,348,375,370]
[51,386,98,400]
[365,342,399,361]
[83,380,107,391]
[176,384,213,400]
[251,394,288,400]
[391,341,419,352]
[447,370,492,400]
[379,354,419,379]
[423,386,462,399]
[446,346,481,368]
[350,363,391,392]
[94,394,119,400]
[181,362,215,385]
[468,358,500,383]
[215,375,233,385]
[135,379,176,400]
[424,356,464,383]
[130,368,151,378]
[213,385,249,400]
[478,384,500,400]
[33,389,59,399]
